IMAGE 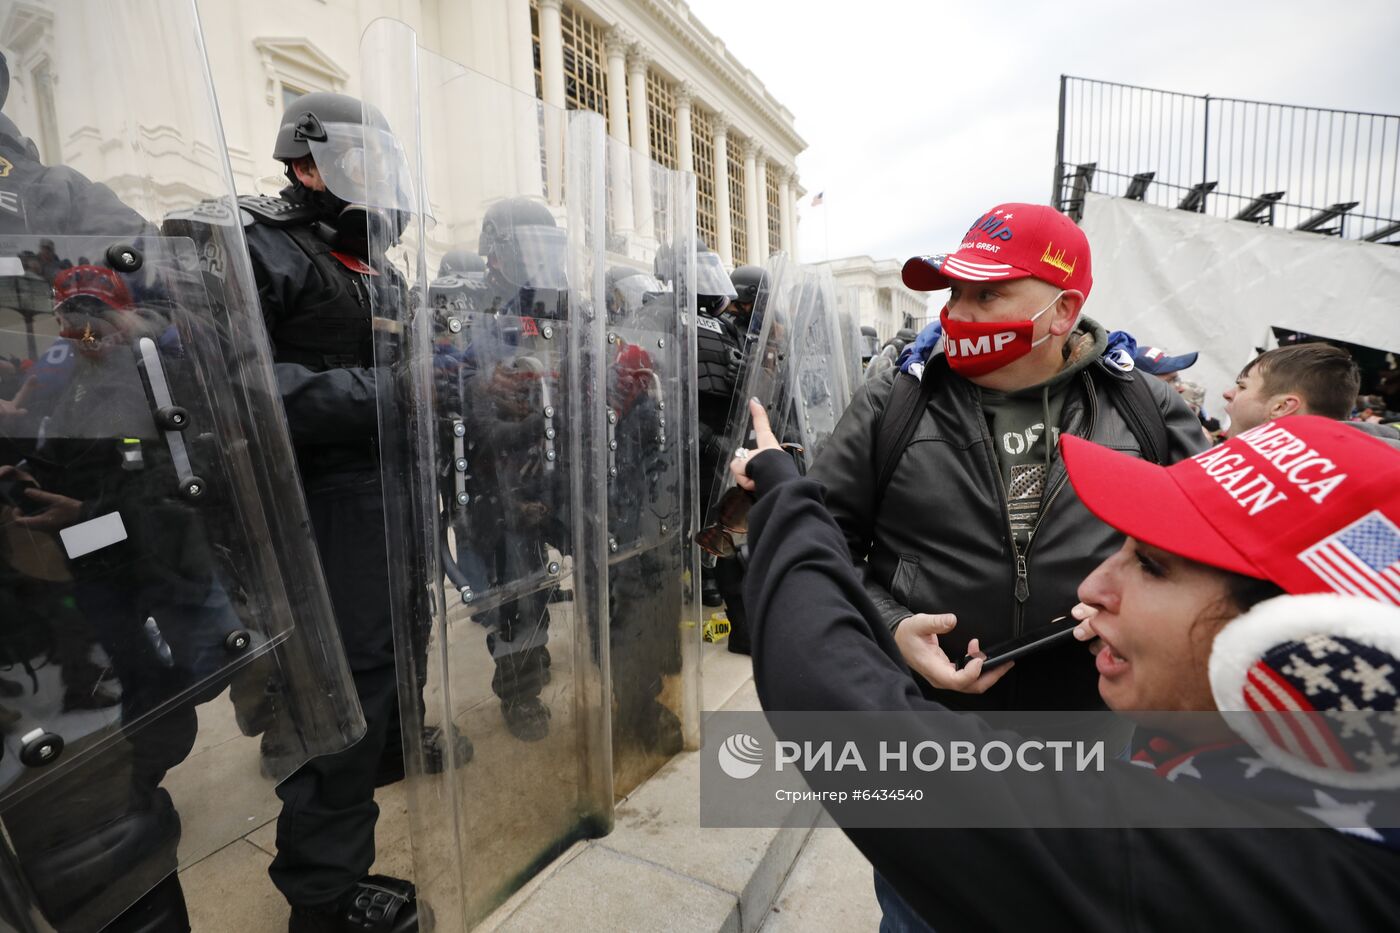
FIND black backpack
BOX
[872,363,1169,500]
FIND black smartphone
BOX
[957,616,1078,671]
[0,476,42,517]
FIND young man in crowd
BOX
[1223,342,1399,444]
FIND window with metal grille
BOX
[692,110,719,251]
[766,164,782,255]
[646,70,677,170]
[727,135,747,265]
[528,1,609,116]
[562,5,608,116]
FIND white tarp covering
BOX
[1080,193,1400,414]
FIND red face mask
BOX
[939,290,1063,378]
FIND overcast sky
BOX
[687,0,1400,266]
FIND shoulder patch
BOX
[238,194,316,227]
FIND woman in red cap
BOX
[734,398,1400,932]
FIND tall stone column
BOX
[777,167,793,257]
[674,82,694,175]
[742,141,761,266]
[605,26,634,234]
[712,115,733,266]
[754,151,770,263]
[605,27,630,142]
[627,44,654,237]
[506,0,536,97]
[537,0,566,109]
[538,0,566,204]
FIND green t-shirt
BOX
[978,321,1107,551]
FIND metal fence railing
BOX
[1053,76,1400,244]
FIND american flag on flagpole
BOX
[810,192,824,207]
[1299,511,1400,605]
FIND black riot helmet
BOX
[894,328,917,346]
[478,197,569,291]
[273,92,381,161]
[274,91,414,255]
[687,237,736,316]
[730,264,767,316]
[439,249,485,278]
[0,51,8,112]
[606,264,666,317]
[859,325,880,362]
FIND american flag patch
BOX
[1299,511,1400,606]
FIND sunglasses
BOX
[694,442,805,559]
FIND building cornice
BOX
[626,0,806,156]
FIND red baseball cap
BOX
[902,202,1093,298]
[53,264,133,311]
[1062,416,1400,603]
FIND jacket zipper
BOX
[1019,371,1099,615]
[972,387,1026,635]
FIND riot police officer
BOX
[448,197,571,741]
[239,91,419,933]
[696,259,764,654]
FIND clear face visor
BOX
[307,123,418,213]
[696,251,738,300]
[613,273,667,311]
[494,225,570,290]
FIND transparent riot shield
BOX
[834,295,864,396]
[362,19,611,929]
[0,2,363,930]
[696,256,858,561]
[786,263,854,469]
[699,253,790,542]
[600,139,701,795]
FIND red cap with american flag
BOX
[902,202,1093,298]
[1062,415,1400,604]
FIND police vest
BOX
[239,194,376,372]
[695,309,744,421]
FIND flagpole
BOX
[824,195,831,262]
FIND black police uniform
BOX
[239,187,405,910]
[444,271,562,729]
[695,303,753,652]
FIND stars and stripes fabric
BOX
[1299,511,1400,605]
[1241,632,1399,778]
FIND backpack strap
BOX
[1093,366,1169,464]
[874,369,936,502]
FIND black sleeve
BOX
[273,361,379,446]
[1144,371,1212,463]
[741,451,1400,932]
[804,372,915,631]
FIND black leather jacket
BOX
[809,322,1209,712]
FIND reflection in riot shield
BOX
[835,300,865,398]
[601,144,701,795]
[363,20,611,929]
[0,3,362,929]
[786,264,854,471]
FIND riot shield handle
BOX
[135,337,207,501]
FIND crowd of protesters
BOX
[734,201,1400,932]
